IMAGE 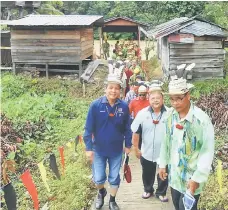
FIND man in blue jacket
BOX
[83,74,132,210]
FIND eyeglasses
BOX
[139,94,146,96]
[169,92,188,103]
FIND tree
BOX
[36,1,64,15]
[144,38,155,60]
[202,2,228,28]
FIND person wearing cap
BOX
[129,85,150,150]
[159,78,214,210]
[129,85,149,119]
[83,74,132,210]
[131,82,169,201]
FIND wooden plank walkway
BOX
[91,153,175,210]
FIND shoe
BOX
[95,189,107,209]
[142,192,153,199]
[156,195,169,202]
[109,201,120,210]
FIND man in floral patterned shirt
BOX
[159,78,214,210]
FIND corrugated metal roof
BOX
[104,16,149,27]
[7,15,104,27]
[147,17,228,39]
[147,17,195,39]
[180,20,228,37]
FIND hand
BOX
[124,147,131,155]
[85,151,94,163]
[134,149,141,159]
[159,168,168,181]
[187,179,199,195]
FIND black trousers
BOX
[140,156,168,196]
[171,188,200,210]
[136,125,142,150]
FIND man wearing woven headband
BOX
[83,74,132,210]
[131,81,169,202]
[159,78,214,210]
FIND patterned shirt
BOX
[159,103,214,195]
[125,90,137,105]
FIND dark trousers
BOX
[171,188,200,210]
[140,156,168,196]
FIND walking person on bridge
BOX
[129,85,150,150]
[159,78,214,210]
[83,74,132,210]
[131,82,169,202]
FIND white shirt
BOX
[131,105,168,162]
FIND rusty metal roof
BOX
[104,16,149,27]
[7,15,104,27]
[147,17,228,38]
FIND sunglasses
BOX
[139,94,146,96]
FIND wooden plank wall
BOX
[225,40,228,48]
[11,28,93,64]
[1,32,12,65]
[161,37,169,73]
[80,28,93,60]
[169,36,225,79]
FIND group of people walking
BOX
[83,69,214,210]
[103,39,141,61]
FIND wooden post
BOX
[138,26,141,48]
[12,62,16,74]
[79,62,82,77]
[45,63,49,79]
[99,27,102,58]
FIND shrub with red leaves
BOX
[196,92,228,130]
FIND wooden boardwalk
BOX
[91,153,175,210]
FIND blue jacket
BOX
[83,96,132,157]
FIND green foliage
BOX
[191,76,228,100]
[37,1,64,15]
[1,73,94,209]
[224,52,228,75]
[199,133,228,210]
[202,2,228,28]
[0,24,9,31]
[145,38,155,60]
[48,145,95,210]
[199,169,228,210]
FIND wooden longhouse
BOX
[7,15,104,77]
[148,17,228,80]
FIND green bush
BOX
[1,73,93,209]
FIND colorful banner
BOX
[38,161,50,192]
[20,170,39,210]
[217,159,223,193]
[3,183,17,210]
[59,147,65,176]
[49,154,61,180]
[1,136,82,209]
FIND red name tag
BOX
[153,120,159,124]
[176,124,183,129]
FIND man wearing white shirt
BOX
[131,82,168,202]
